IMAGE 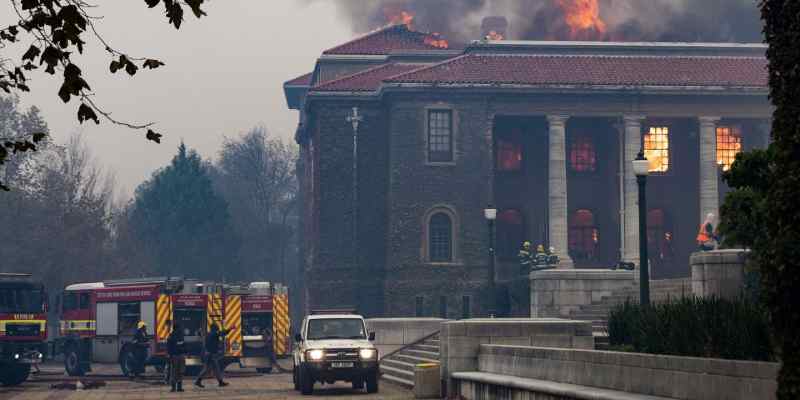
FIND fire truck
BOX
[225,282,291,373]
[0,273,46,386]
[58,277,243,376]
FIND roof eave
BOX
[380,82,769,95]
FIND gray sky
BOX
[11,1,354,199]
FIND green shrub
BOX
[607,296,773,361]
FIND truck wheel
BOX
[299,365,314,395]
[0,364,31,386]
[64,347,85,376]
[366,371,379,394]
[119,349,137,377]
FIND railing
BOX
[380,330,440,361]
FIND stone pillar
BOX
[690,249,748,300]
[547,115,573,268]
[699,116,721,222]
[622,115,644,267]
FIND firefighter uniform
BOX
[195,324,228,388]
[167,325,186,392]
[132,322,149,378]
[518,241,534,274]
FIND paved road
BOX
[0,363,415,400]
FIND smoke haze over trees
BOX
[323,0,763,43]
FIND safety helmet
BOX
[137,321,147,329]
[523,241,531,248]
[537,245,545,252]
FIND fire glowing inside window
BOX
[429,212,452,262]
[716,126,743,172]
[570,135,597,172]
[644,127,670,173]
[647,209,674,262]
[428,110,453,162]
[569,209,599,262]
[496,139,522,171]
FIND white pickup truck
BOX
[292,311,379,395]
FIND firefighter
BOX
[696,213,717,251]
[194,324,228,388]
[167,323,186,392]
[132,321,149,379]
[534,245,549,269]
[518,241,533,274]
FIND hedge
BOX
[607,296,773,362]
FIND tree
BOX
[757,1,800,397]
[718,147,772,249]
[213,127,298,283]
[0,0,209,189]
[130,142,239,280]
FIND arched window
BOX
[647,209,674,265]
[429,212,453,262]
[569,209,599,262]
[497,209,525,258]
[570,135,597,172]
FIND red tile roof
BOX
[284,72,313,87]
[323,24,454,56]
[312,63,426,92]
[386,54,768,88]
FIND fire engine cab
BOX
[0,273,46,386]
[58,277,242,376]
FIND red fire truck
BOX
[227,282,290,373]
[0,273,47,386]
[58,277,242,376]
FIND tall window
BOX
[569,209,599,262]
[644,126,670,173]
[717,126,743,172]
[428,110,453,162]
[570,135,597,172]
[496,129,523,171]
[497,209,525,258]
[647,209,674,268]
[429,212,453,262]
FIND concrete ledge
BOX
[366,318,445,358]
[531,269,636,318]
[453,371,673,400]
[690,249,749,299]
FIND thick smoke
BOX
[316,0,762,44]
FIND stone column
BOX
[622,115,644,267]
[699,116,721,222]
[546,115,574,268]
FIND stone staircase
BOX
[379,333,440,388]
[569,278,691,348]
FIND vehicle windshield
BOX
[243,313,272,336]
[307,318,366,340]
[174,308,206,337]
[0,286,44,313]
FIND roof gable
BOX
[323,24,451,56]
[284,72,313,87]
[312,63,426,92]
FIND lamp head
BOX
[633,152,650,176]
[484,205,497,221]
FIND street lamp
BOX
[484,204,498,317]
[632,152,651,306]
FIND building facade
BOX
[284,25,771,318]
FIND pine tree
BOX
[130,142,240,280]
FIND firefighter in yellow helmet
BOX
[132,321,150,378]
[518,241,533,275]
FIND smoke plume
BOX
[316,0,762,44]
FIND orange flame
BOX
[385,8,415,28]
[556,0,607,39]
[423,32,449,49]
[485,30,505,41]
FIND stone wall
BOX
[459,344,778,400]
[439,318,593,395]
[530,269,635,318]
[691,249,748,300]
[365,318,444,358]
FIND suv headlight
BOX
[307,349,324,361]
[359,348,376,360]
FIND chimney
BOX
[481,16,508,40]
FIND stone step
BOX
[381,358,416,372]
[404,348,440,360]
[395,353,440,365]
[413,343,439,353]
[381,371,414,388]
[380,364,415,380]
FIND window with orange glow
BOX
[644,126,670,173]
[569,209,599,262]
[647,208,674,264]
[570,135,597,172]
[496,139,522,171]
[716,126,742,172]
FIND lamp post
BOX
[484,205,498,317]
[632,152,651,306]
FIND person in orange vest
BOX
[696,213,717,251]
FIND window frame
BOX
[716,125,743,172]
[495,128,524,173]
[425,107,457,165]
[422,206,460,265]
[569,134,598,173]
[643,125,671,174]
[568,208,601,263]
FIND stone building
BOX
[283,24,770,318]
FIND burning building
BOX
[284,22,770,318]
